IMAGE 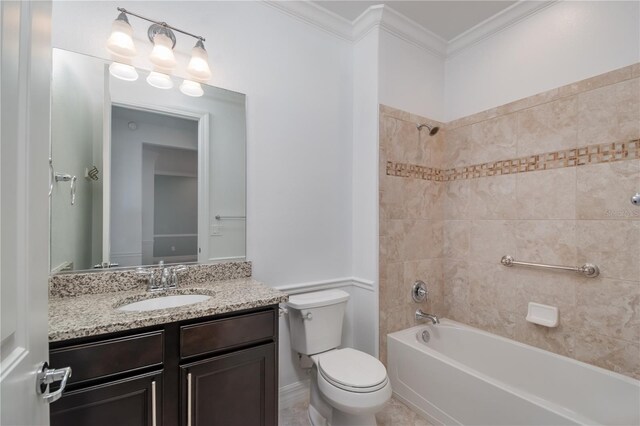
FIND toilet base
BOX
[308,403,377,426]
[308,365,380,426]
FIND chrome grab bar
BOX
[500,255,599,278]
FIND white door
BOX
[1,1,53,425]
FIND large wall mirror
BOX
[50,49,246,273]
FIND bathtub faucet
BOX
[415,309,439,324]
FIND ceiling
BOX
[313,1,517,41]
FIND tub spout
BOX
[416,309,439,324]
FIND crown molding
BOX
[351,4,447,57]
[378,5,448,58]
[352,5,385,43]
[262,0,353,42]
[447,0,557,57]
[264,0,557,59]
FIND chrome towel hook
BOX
[54,172,77,206]
[70,176,77,205]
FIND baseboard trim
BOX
[279,380,309,409]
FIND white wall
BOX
[351,28,380,358]
[379,30,446,121]
[445,1,640,120]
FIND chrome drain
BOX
[421,329,430,343]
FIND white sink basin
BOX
[117,294,211,312]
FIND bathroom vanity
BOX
[47,264,286,426]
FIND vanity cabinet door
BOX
[181,343,276,426]
[50,371,163,426]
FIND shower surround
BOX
[379,63,640,379]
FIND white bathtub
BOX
[387,319,640,426]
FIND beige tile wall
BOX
[379,105,446,365]
[379,63,640,379]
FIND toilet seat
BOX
[317,348,388,393]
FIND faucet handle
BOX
[168,265,188,289]
[135,267,150,279]
[137,267,161,292]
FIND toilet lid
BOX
[317,348,387,391]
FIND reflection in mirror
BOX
[50,49,246,273]
[111,107,198,267]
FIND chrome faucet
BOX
[137,261,188,292]
[415,309,439,324]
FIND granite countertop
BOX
[49,278,288,342]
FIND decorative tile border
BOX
[387,139,640,182]
[386,163,445,181]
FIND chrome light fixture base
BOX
[147,23,176,48]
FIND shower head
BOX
[417,123,439,136]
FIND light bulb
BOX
[149,32,176,69]
[106,13,136,58]
[109,62,139,81]
[146,71,173,89]
[187,40,212,81]
[179,80,204,97]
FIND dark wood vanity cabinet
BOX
[50,371,163,426]
[49,306,278,426]
[180,343,276,426]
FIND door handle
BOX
[36,362,72,403]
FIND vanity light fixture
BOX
[106,12,137,58]
[148,25,177,69]
[108,62,139,81]
[146,71,174,89]
[179,80,204,97]
[106,7,212,85]
[187,40,212,81]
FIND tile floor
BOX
[278,396,432,426]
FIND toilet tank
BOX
[286,289,349,355]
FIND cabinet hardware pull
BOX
[187,373,192,426]
[151,380,157,426]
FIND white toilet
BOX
[286,289,391,426]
